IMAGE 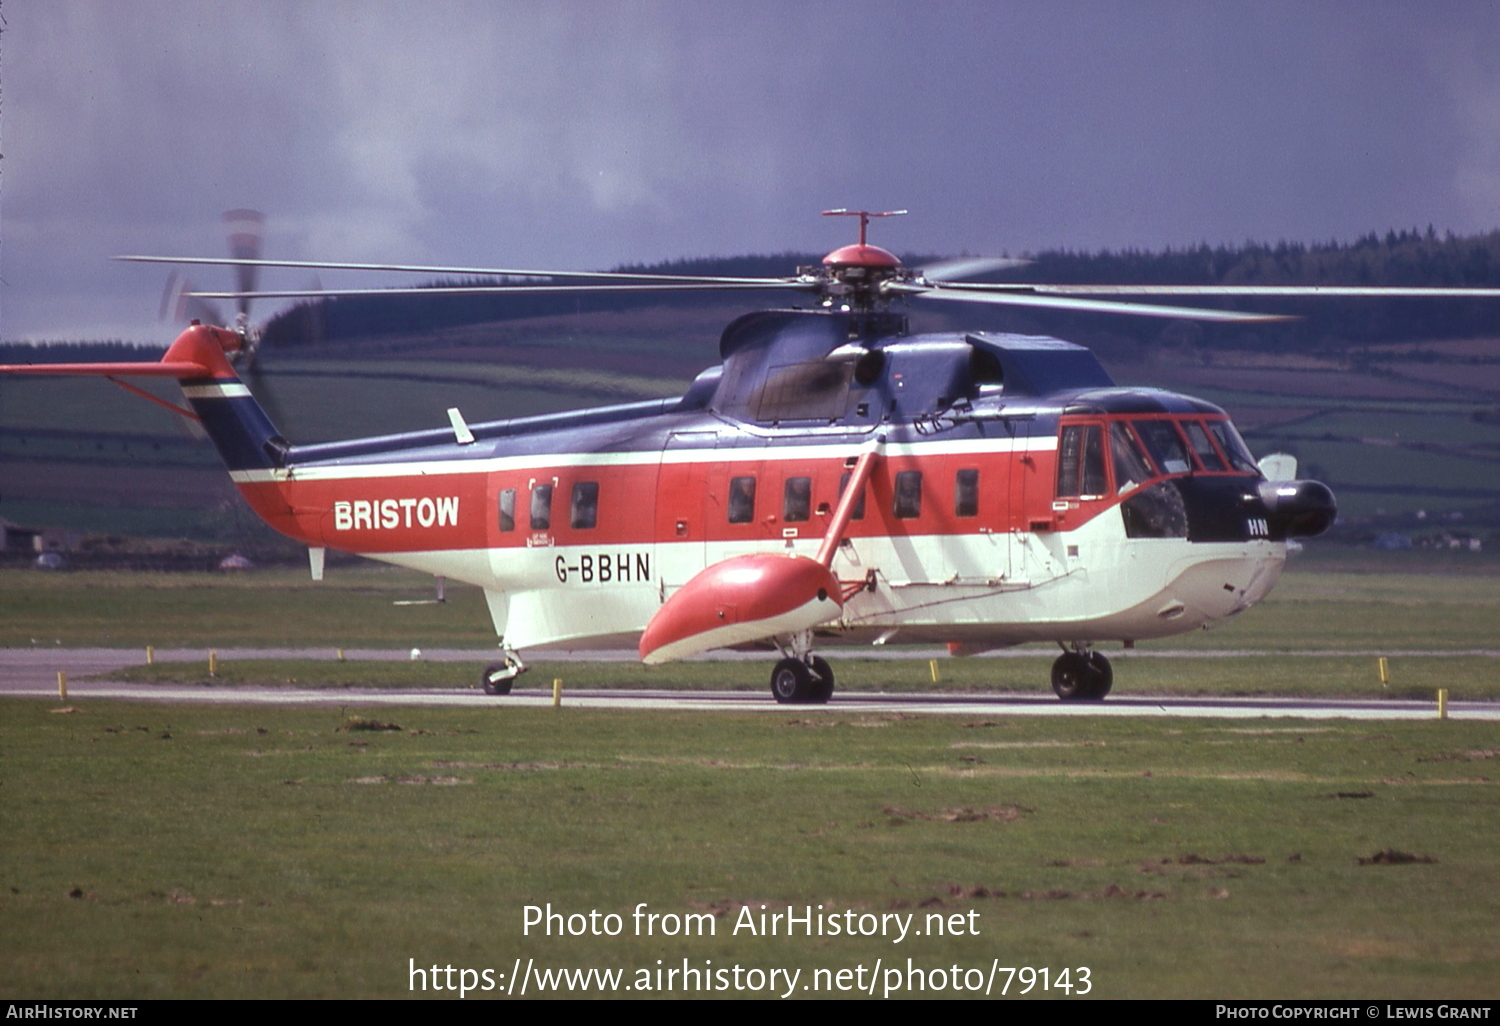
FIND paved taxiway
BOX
[3,648,1495,720]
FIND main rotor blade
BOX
[116,254,796,287]
[904,285,1296,322]
[926,283,1500,298]
[187,282,815,301]
[916,256,1031,282]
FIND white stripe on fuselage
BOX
[227,435,1059,484]
[181,383,253,398]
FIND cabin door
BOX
[654,430,718,603]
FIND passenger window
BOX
[783,476,812,522]
[499,489,516,532]
[1134,420,1193,475]
[530,483,553,531]
[728,476,756,524]
[894,470,923,519]
[570,481,599,529]
[837,471,866,520]
[954,468,979,517]
[1057,425,1106,498]
[1183,421,1227,471]
[1109,423,1153,493]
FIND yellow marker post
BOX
[929,659,940,683]
[1378,656,1389,687]
[57,671,67,700]
[337,648,346,662]
[552,678,563,708]
[1438,688,1448,720]
[209,650,218,678]
[146,645,155,666]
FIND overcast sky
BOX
[5,1,1500,343]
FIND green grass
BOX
[97,653,1500,703]
[2,701,1497,998]
[0,566,498,648]
[4,559,1495,652]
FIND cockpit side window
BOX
[1208,420,1260,474]
[1109,422,1153,493]
[1134,419,1194,475]
[1057,424,1106,498]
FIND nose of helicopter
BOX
[1257,479,1338,538]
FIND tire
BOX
[807,656,835,704]
[1087,653,1113,700]
[1051,652,1112,701]
[481,661,515,696]
[771,657,814,704]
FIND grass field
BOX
[4,551,1496,653]
[95,654,1500,703]
[2,559,1498,999]
[2,702,1497,999]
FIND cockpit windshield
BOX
[1133,420,1194,475]
[1057,415,1259,503]
[1207,420,1259,474]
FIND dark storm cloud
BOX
[4,0,1500,341]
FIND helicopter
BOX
[8,209,1494,704]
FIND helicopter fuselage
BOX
[209,310,1333,657]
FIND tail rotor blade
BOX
[160,270,225,326]
[223,209,265,320]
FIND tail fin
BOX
[0,323,290,471]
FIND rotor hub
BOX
[821,243,903,270]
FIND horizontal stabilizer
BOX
[0,360,211,377]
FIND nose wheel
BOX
[1051,648,1112,701]
[480,651,527,695]
[770,656,835,704]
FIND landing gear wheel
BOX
[481,661,516,696]
[771,657,815,704]
[807,656,835,704]
[1050,652,1113,702]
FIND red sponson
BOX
[639,552,842,664]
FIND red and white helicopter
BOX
[8,210,1492,703]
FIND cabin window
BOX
[1133,419,1193,475]
[728,476,756,524]
[498,489,516,532]
[954,468,980,517]
[1208,420,1260,473]
[894,470,923,519]
[837,471,866,520]
[1057,425,1106,498]
[530,483,553,531]
[1109,423,1153,493]
[1183,421,1227,471]
[783,477,812,522]
[570,481,599,529]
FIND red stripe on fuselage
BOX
[235,448,1069,553]
[238,442,1257,555]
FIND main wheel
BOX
[807,656,835,704]
[481,661,515,696]
[1051,652,1112,701]
[771,657,815,704]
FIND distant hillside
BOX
[255,229,1500,357]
